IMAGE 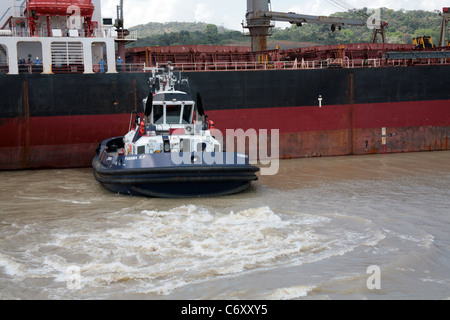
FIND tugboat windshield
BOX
[152,104,194,124]
[183,105,193,123]
[153,105,164,124]
[166,105,182,124]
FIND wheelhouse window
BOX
[166,105,182,124]
[182,105,193,124]
[153,104,193,124]
[153,105,164,124]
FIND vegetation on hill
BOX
[129,22,244,47]
[128,8,445,48]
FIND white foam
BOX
[265,285,316,300]
[397,233,435,248]
[56,199,91,204]
[72,206,319,294]
[0,253,26,278]
[0,204,384,297]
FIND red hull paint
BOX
[0,100,449,169]
[0,114,131,170]
[206,100,449,132]
[207,99,450,158]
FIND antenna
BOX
[114,0,131,66]
[115,0,124,30]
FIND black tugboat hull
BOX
[92,138,259,198]
[95,176,254,198]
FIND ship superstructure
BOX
[0,0,137,74]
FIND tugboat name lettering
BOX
[125,155,146,161]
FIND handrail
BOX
[0,2,27,29]
[1,58,449,75]
[3,25,137,39]
[140,57,450,73]
[0,7,12,29]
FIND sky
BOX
[100,0,449,30]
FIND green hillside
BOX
[130,21,231,38]
[127,8,445,48]
[129,22,245,48]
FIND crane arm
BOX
[244,0,386,51]
[264,11,367,27]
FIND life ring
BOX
[276,62,283,69]
[93,64,100,72]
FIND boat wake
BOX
[0,204,384,299]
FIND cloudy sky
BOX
[100,0,448,30]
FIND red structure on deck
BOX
[26,0,95,37]
[126,43,421,71]
[127,45,254,68]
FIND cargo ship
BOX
[1,0,449,170]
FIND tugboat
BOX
[92,65,260,197]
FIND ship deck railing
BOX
[2,58,449,75]
[1,26,137,41]
[140,57,450,73]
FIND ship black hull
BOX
[1,65,449,170]
[0,73,150,169]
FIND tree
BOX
[205,24,219,43]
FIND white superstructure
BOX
[124,65,221,157]
[0,0,135,75]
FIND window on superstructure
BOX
[153,105,164,124]
[166,105,182,124]
[182,105,193,124]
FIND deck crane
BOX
[439,7,450,47]
[244,0,386,51]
